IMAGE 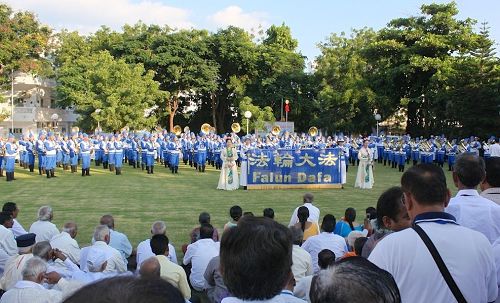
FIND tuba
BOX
[308,126,318,137]
[271,125,281,136]
[201,123,211,135]
[173,125,182,136]
[231,123,241,133]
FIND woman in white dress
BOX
[355,139,374,189]
[217,139,240,190]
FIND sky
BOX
[4,0,500,61]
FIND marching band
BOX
[1,125,497,185]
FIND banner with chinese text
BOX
[246,148,342,189]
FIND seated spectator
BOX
[243,212,254,217]
[310,257,401,303]
[50,222,81,267]
[0,233,36,291]
[150,234,190,300]
[220,216,292,302]
[0,257,62,303]
[279,269,307,303]
[289,226,313,282]
[302,215,348,273]
[446,153,500,243]
[289,193,320,227]
[29,206,59,243]
[183,224,219,301]
[136,221,177,270]
[334,208,365,238]
[80,225,126,273]
[480,157,500,205]
[493,239,500,303]
[369,164,498,303]
[2,202,27,237]
[204,256,229,303]
[223,206,242,231]
[353,237,367,257]
[365,206,378,231]
[343,231,365,258]
[294,206,320,242]
[62,276,185,303]
[263,208,275,220]
[0,212,17,276]
[138,257,160,279]
[294,249,336,302]
[190,212,220,244]
[362,186,411,258]
[95,215,132,266]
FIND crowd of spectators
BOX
[0,154,499,303]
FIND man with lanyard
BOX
[168,135,182,174]
[369,164,497,303]
[80,133,92,176]
[4,134,18,182]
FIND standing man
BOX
[4,134,18,182]
[288,193,320,227]
[79,134,92,176]
[338,138,348,187]
[107,135,116,172]
[68,133,79,173]
[35,131,46,176]
[114,134,124,175]
[43,132,57,178]
[168,136,182,174]
[146,135,156,174]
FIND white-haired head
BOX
[93,225,110,243]
[151,221,166,235]
[22,257,47,283]
[37,206,53,221]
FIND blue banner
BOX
[246,148,341,187]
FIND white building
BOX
[0,71,78,137]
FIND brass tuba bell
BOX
[308,126,318,137]
[201,123,211,135]
[271,125,281,136]
[173,125,182,136]
[231,123,241,133]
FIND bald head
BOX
[139,257,161,278]
[100,215,114,229]
[63,222,78,238]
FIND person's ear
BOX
[452,172,459,188]
[444,189,451,208]
[37,272,45,284]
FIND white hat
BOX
[86,247,113,272]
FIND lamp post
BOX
[375,113,381,137]
[244,110,252,135]
[11,69,14,133]
[94,108,102,131]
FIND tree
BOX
[56,51,165,131]
[238,96,275,133]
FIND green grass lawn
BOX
[1,161,457,257]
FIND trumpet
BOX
[173,125,182,136]
[308,126,318,137]
[271,125,281,136]
[231,123,241,133]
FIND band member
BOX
[36,131,46,175]
[4,134,18,182]
[44,132,57,178]
[114,134,124,175]
[337,137,348,187]
[80,134,92,176]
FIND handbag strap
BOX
[412,224,467,303]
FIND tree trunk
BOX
[168,96,179,132]
[211,93,218,133]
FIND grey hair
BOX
[38,206,53,221]
[32,241,52,260]
[93,225,110,242]
[303,193,314,203]
[289,226,304,245]
[310,257,401,303]
[22,257,47,280]
[62,221,78,234]
[151,221,167,235]
[139,257,161,278]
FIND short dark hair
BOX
[310,257,401,303]
[376,187,404,228]
[354,237,368,256]
[0,212,13,225]
[320,214,336,233]
[485,157,500,187]
[220,216,292,300]
[454,154,485,188]
[318,249,336,270]
[2,202,17,213]
[365,207,377,219]
[63,276,185,303]
[243,211,254,217]
[199,212,211,224]
[199,223,214,239]
[263,208,275,219]
[150,234,169,255]
[401,164,448,206]
[297,206,309,231]
[229,205,242,221]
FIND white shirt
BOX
[293,275,313,302]
[136,239,177,270]
[369,213,498,303]
[288,203,320,227]
[60,258,121,284]
[490,143,500,157]
[11,219,27,238]
[301,232,347,273]
[279,290,306,303]
[481,187,500,206]
[0,280,62,303]
[183,238,220,291]
[0,254,33,290]
[0,225,18,273]
[91,229,132,265]
[79,241,126,273]
[493,238,500,303]
[291,245,313,281]
[445,189,500,243]
[29,221,59,243]
[50,232,81,266]
[222,295,290,303]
